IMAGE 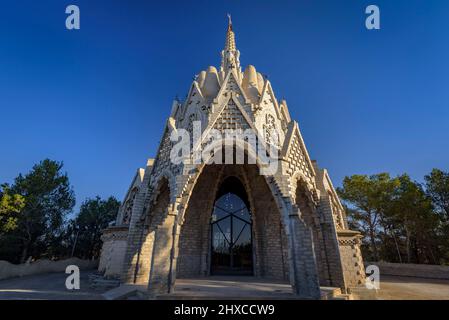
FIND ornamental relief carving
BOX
[263,114,280,150]
[122,187,139,225]
[329,193,344,230]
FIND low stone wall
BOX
[0,258,98,280]
[369,261,449,280]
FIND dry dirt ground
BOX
[0,269,105,300]
[374,275,449,300]
[0,271,448,300]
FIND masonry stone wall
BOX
[247,165,289,280]
[0,258,98,281]
[295,184,328,286]
[98,226,128,278]
[289,212,321,298]
[315,194,347,289]
[338,234,365,287]
[148,213,176,294]
[369,261,449,280]
[121,176,150,283]
[122,177,170,284]
[177,165,221,277]
[177,205,207,277]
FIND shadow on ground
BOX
[0,269,105,300]
[1,271,449,300]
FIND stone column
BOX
[318,194,347,291]
[121,194,151,284]
[268,174,321,299]
[287,208,321,299]
[147,206,177,296]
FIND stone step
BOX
[88,274,120,290]
[102,284,147,300]
[349,286,379,300]
[320,287,353,300]
[330,294,353,300]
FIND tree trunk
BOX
[367,211,379,261]
[21,218,32,264]
[413,238,420,264]
[20,242,29,264]
[390,228,403,263]
[405,226,412,263]
[369,228,379,261]
[426,238,437,264]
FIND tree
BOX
[9,159,75,263]
[0,184,25,234]
[424,169,449,263]
[70,196,120,260]
[425,169,449,220]
[389,175,438,263]
[337,173,399,261]
[338,171,446,264]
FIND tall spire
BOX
[225,14,236,52]
[221,14,240,74]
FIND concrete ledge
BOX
[0,258,98,280]
[368,262,449,280]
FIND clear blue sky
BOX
[1,0,448,212]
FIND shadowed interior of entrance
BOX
[176,164,289,280]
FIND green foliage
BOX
[389,175,439,263]
[69,196,120,260]
[0,159,121,263]
[424,169,449,262]
[0,159,75,263]
[425,169,449,219]
[337,173,399,260]
[0,184,25,233]
[338,170,449,264]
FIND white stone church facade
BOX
[98,18,365,299]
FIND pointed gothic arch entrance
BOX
[177,164,290,281]
[210,176,253,275]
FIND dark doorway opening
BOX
[210,176,253,275]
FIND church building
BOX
[98,17,365,299]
